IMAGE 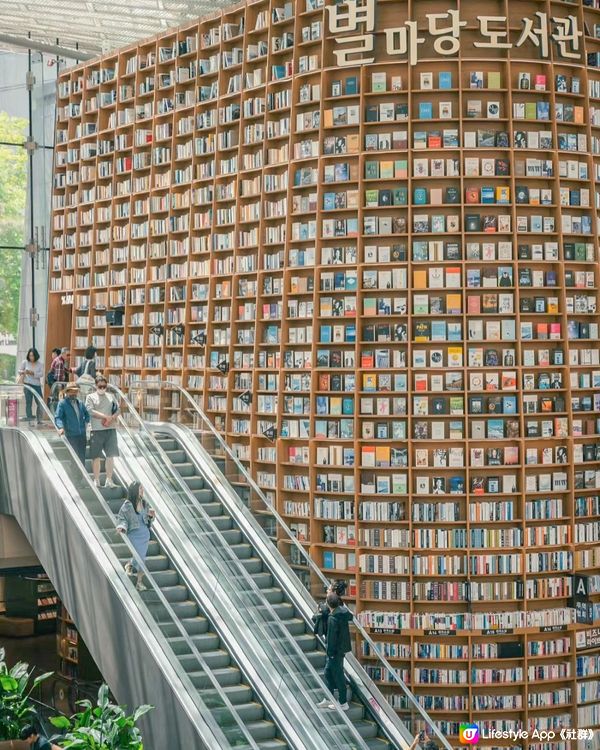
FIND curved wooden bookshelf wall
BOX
[48,0,600,744]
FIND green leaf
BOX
[0,676,18,692]
[44,681,150,749]
[62,739,85,749]
[33,671,54,687]
[98,684,109,710]
[10,662,29,681]
[50,715,72,730]
[132,705,153,722]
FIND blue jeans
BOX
[24,385,43,421]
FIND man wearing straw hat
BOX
[54,382,90,465]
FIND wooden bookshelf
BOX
[4,574,58,635]
[48,0,600,742]
[56,603,102,682]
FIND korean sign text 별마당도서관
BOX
[325,3,583,67]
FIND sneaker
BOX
[136,582,147,592]
[124,562,134,576]
[105,479,116,488]
[327,702,349,711]
[316,699,330,708]
[94,479,102,488]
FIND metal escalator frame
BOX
[0,394,244,750]
[149,420,417,750]
[48,380,368,750]
[112,435,317,750]
[97,383,376,750]
[132,380,453,750]
[0,384,266,750]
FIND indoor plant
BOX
[50,684,152,750]
[0,647,52,740]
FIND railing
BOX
[46,380,378,750]
[0,382,264,750]
[128,380,453,750]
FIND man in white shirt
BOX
[85,375,120,488]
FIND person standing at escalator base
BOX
[18,347,44,424]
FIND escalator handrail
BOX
[69,380,375,750]
[112,435,331,750]
[152,419,420,750]
[0,383,262,750]
[134,380,453,750]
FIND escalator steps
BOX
[148,435,395,749]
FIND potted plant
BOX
[0,648,52,740]
[50,684,152,750]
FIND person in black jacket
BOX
[316,591,353,711]
[312,579,347,639]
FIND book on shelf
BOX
[439,71,452,89]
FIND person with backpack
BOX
[55,382,90,464]
[45,347,61,406]
[316,591,353,711]
[74,345,97,384]
[312,579,347,639]
[19,723,61,750]
[47,347,71,414]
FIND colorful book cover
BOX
[419,101,433,119]
[438,71,452,89]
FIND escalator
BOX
[0,383,451,750]
[128,382,454,750]
[0,386,390,750]
[146,432,385,746]
[110,390,400,750]
[51,456,288,748]
[0,386,267,750]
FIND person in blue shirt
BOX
[54,382,90,465]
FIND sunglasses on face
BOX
[97,384,107,390]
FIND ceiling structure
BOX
[0,0,235,59]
